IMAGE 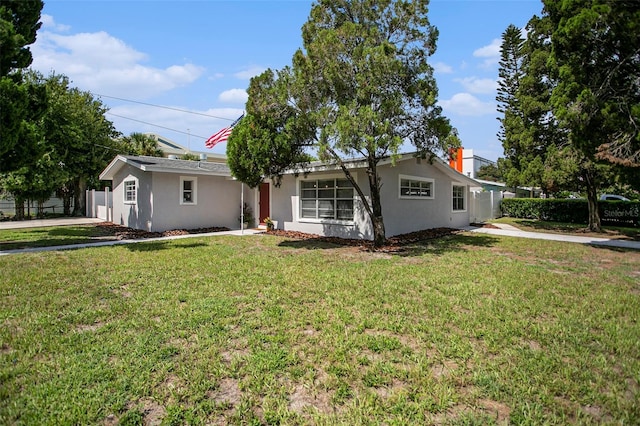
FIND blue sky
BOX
[31,0,543,161]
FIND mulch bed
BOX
[95,222,230,240]
[264,227,462,252]
[95,222,468,252]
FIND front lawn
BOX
[1,232,638,424]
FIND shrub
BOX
[501,198,639,226]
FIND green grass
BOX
[0,225,117,250]
[1,232,639,424]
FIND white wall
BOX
[149,173,248,232]
[269,158,472,240]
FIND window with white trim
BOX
[180,176,197,205]
[399,175,434,199]
[452,185,466,211]
[300,178,354,221]
[124,180,136,204]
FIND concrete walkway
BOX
[0,217,105,229]
[464,223,640,250]
[1,218,638,255]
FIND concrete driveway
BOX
[0,217,105,230]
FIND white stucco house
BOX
[98,153,480,238]
[99,155,251,232]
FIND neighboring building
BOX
[146,133,227,164]
[448,148,495,179]
[98,153,480,239]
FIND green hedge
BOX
[501,198,639,226]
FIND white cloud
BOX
[234,65,266,80]
[218,88,248,104]
[433,61,453,74]
[473,38,501,58]
[454,77,497,94]
[440,93,495,116]
[40,14,71,32]
[473,38,501,68]
[30,29,204,99]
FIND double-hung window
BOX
[124,180,137,204]
[399,175,434,199]
[300,178,354,221]
[180,177,197,205]
[452,185,466,211]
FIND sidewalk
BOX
[0,217,105,229]
[464,223,640,250]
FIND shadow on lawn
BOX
[278,232,500,257]
[125,241,209,252]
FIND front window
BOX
[124,180,136,204]
[300,178,354,221]
[453,185,466,211]
[399,175,434,199]
[180,177,197,205]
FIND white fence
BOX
[0,195,69,216]
[469,190,502,223]
[86,189,112,221]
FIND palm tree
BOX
[122,132,163,157]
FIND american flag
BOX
[205,113,244,148]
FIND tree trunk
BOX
[73,177,87,216]
[37,199,44,218]
[583,167,601,232]
[13,198,24,220]
[63,192,72,216]
[367,159,386,248]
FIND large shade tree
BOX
[543,0,640,231]
[228,0,457,247]
[39,73,120,215]
[3,71,120,216]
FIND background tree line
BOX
[1,0,164,219]
[496,0,639,231]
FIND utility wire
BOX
[106,112,209,139]
[93,92,235,121]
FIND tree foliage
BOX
[497,21,572,196]
[227,68,316,188]
[0,0,43,76]
[498,1,639,231]
[543,0,640,231]
[1,71,120,216]
[228,0,457,247]
[0,0,45,173]
[121,132,164,157]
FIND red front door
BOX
[259,182,270,224]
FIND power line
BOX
[93,92,235,121]
[106,112,209,139]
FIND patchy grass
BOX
[493,217,640,240]
[1,232,639,424]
